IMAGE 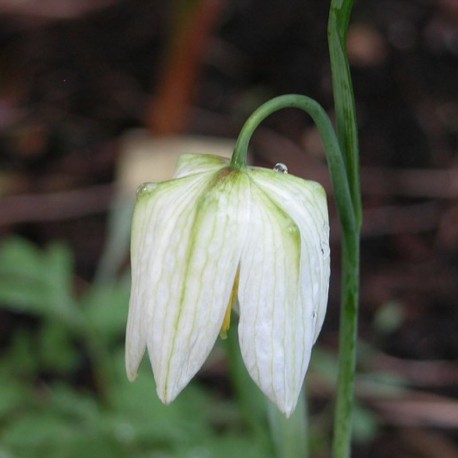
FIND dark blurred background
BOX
[0,0,457,457]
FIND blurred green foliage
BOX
[0,236,404,456]
[0,237,272,458]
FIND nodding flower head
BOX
[126,153,330,416]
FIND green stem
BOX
[333,231,359,458]
[328,1,361,457]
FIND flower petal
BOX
[249,169,330,342]
[128,168,250,403]
[174,153,228,178]
[238,181,314,416]
[125,182,158,381]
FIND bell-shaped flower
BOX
[126,153,330,416]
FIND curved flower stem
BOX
[231,94,356,235]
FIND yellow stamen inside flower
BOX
[220,268,240,339]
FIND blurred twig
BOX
[0,0,116,21]
[0,184,113,225]
[147,0,226,135]
[309,374,458,429]
[399,429,458,458]
[370,354,458,388]
[367,392,458,429]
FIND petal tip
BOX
[126,370,138,382]
[125,354,141,382]
[279,401,297,418]
[125,341,145,383]
[268,391,300,418]
[156,384,180,406]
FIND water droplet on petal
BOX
[136,182,154,196]
[273,163,288,174]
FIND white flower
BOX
[125,153,330,416]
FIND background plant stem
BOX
[267,388,308,458]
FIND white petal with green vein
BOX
[174,153,227,178]
[238,179,313,416]
[249,170,330,343]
